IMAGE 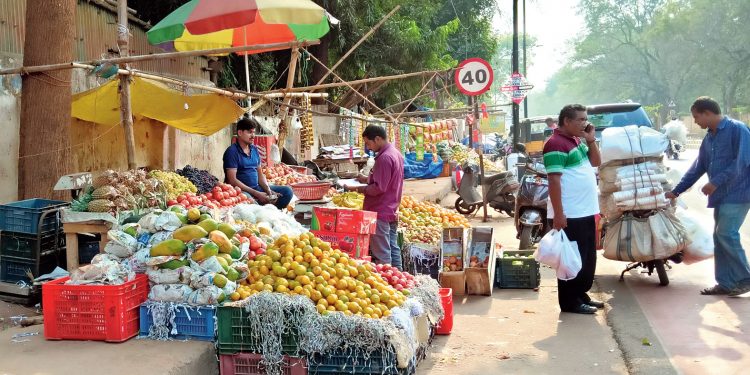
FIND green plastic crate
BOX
[495,250,540,289]
[216,306,300,355]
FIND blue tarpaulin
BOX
[404,152,443,179]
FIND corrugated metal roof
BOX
[0,0,209,82]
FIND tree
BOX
[18,0,76,199]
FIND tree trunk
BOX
[18,0,76,200]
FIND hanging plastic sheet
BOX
[404,152,443,179]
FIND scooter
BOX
[665,139,682,160]
[454,162,519,217]
[513,144,550,249]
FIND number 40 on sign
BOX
[454,58,494,96]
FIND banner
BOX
[479,114,505,134]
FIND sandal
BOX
[728,284,750,297]
[700,285,731,295]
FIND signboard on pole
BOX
[499,72,534,104]
[454,58,494,96]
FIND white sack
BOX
[612,186,663,203]
[148,284,193,303]
[675,208,714,264]
[601,125,669,164]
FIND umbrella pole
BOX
[118,0,136,170]
[278,47,300,153]
[244,27,252,108]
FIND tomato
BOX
[177,194,187,202]
[212,186,222,195]
[167,199,178,206]
[204,192,213,200]
[221,184,231,192]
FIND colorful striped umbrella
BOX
[147,0,331,56]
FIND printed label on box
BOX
[336,209,377,234]
[310,230,370,259]
[311,207,338,232]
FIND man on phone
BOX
[543,104,602,314]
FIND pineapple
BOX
[87,199,114,212]
[92,185,118,200]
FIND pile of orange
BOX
[398,196,470,244]
[235,232,407,318]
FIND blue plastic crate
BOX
[139,303,216,341]
[0,230,64,259]
[0,254,64,283]
[308,347,401,375]
[0,199,67,235]
[77,234,101,264]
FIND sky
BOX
[493,0,585,89]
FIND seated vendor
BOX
[223,118,293,210]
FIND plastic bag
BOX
[535,229,564,269]
[186,285,224,306]
[104,230,138,258]
[149,284,193,303]
[147,267,193,285]
[270,144,281,164]
[557,232,582,281]
[675,208,714,264]
[139,211,182,233]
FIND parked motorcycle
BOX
[514,147,550,249]
[454,162,519,217]
[665,139,682,160]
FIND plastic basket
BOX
[435,288,453,335]
[220,353,307,375]
[1,253,64,283]
[43,274,149,342]
[290,182,331,201]
[0,199,68,235]
[494,250,540,289]
[217,306,300,355]
[0,230,64,259]
[139,303,216,341]
[307,347,401,375]
[288,165,311,175]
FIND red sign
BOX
[499,72,534,104]
[454,58,493,96]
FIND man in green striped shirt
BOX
[543,104,602,315]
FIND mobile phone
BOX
[585,124,593,132]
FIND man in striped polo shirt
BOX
[543,104,602,315]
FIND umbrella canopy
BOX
[147,0,330,55]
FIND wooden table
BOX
[312,156,369,169]
[63,220,112,272]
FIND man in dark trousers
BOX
[346,125,405,269]
[543,104,603,314]
[666,97,750,297]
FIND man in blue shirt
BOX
[223,118,293,210]
[666,97,750,297]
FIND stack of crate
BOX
[0,199,68,284]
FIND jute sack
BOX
[603,214,653,262]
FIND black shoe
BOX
[563,304,597,314]
[585,299,605,309]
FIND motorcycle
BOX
[490,134,513,162]
[513,146,550,249]
[665,139,682,160]
[454,162,519,217]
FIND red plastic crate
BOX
[43,274,149,342]
[435,288,453,335]
[220,353,307,375]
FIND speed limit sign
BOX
[454,58,493,96]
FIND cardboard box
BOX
[310,230,370,259]
[311,207,338,232]
[336,208,377,235]
[253,135,275,167]
[465,227,495,296]
[439,271,466,296]
[440,227,467,272]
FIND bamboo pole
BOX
[393,74,438,122]
[118,0,136,170]
[313,5,401,88]
[262,69,448,94]
[0,40,320,76]
[277,47,301,153]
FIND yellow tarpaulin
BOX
[71,77,244,136]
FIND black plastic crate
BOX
[0,199,67,235]
[0,231,64,259]
[308,347,401,375]
[0,253,65,283]
[495,250,540,289]
[78,234,101,264]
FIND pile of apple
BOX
[372,263,416,291]
[235,228,268,260]
[167,183,250,209]
[263,164,317,185]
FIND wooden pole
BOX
[473,97,489,222]
[313,5,401,88]
[118,0,136,170]
[277,47,300,153]
[0,40,320,76]
[262,69,448,94]
[393,74,438,122]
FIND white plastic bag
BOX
[600,125,669,164]
[270,144,281,164]
[556,231,582,281]
[675,208,713,264]
[535,230,564,269]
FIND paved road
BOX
[599,149,750,375]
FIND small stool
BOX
[63,220,112,272]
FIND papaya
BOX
[197,218,220,233]
[215,256,229,272]
[169,205,187,214]
[173,225,208,243]
[213,274,228,288]
[226,267,240,281]
[199,213,213,221]
[209,230,233,253]
[191,241,219,262]
[150,239,187,257]
[218,223,237,238]
[158,259,189,270]
[123,226,138,238]
[217,292,226,303]
[175,213,188,224]
[187,208,201,223]
[229,245,242,260]
[218,253,233,263]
